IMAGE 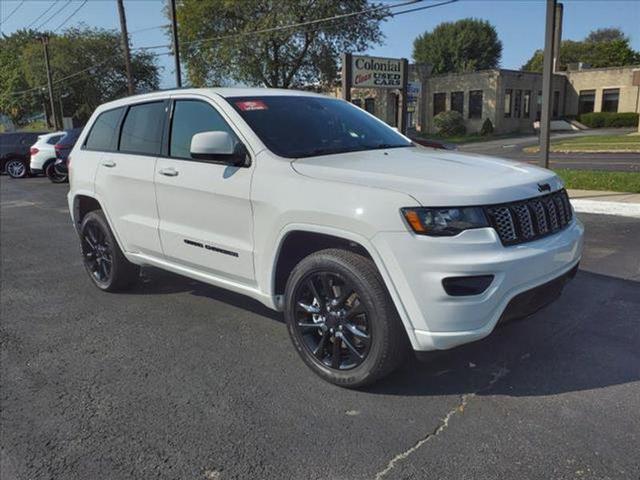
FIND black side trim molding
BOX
[183,239,238,257]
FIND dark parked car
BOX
[48,128,82,184]
[0,131,47,178]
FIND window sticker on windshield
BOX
[235,100,268,111]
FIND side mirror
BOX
[190,131,248,167]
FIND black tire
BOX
[284,248,408,388]
[6,159,28,179]
[47,162,68,183]
[79,210,139,291]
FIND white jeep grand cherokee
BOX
[68,88,584,387]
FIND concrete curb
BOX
[572,199,640,219]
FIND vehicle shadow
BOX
[128,267,639,398]
[368,270,640,397]
[132,266,283,322]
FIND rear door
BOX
[154,95,255,283]
[94,101,167,257]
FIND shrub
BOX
[433,111,466,136]
[578,112,639,128]
[480,118,494,136]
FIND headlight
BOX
[401,207,488,236]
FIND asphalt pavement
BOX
[458,129,640,172]
[1,176,639,480]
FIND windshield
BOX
[227,95,413,158]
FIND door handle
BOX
[159,167,179,177]
[101,160,116,168]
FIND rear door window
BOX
[85,108,124,151]
[119,102,166,155]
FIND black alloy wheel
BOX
[79,210,139,291]
[285,249,408,388]
[294,271,371,370]
[81,218,114,287]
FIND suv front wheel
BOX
[80,210,140,291]
[284,248,407,388]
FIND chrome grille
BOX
[485,189,573,246]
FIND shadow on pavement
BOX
[127,266,640,399]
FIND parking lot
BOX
[1,176,639,480]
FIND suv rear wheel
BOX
[6,159,28,179]
[284,248,407,388]
[80,210,139,291]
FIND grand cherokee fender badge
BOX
[538,183,551,192]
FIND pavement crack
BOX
[374,366,510,480]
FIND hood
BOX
[291,146,563,206]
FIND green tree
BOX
[172,0,387,88]
[412,19,502,75]
[1,27,159,125]
[522,27,640,72]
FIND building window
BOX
[601,88,620,112]
[578,90,595,114]
[469,90,483,119]
[514,90,522,118]
[351,99,362,108]
[552,91,560,119]
[536,90,542,120]
[451,91,464,114]
[433,93,446,116]
[523,90,531,118]
[364,97,375,115]
[504,89,512,118]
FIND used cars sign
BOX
[352,55,404,89]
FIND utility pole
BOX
[170,0,182,88]
[539,0,557,169]
[341,53,352,102]
[40,35,60,130]
[116,0,135,95]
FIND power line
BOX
[53,0,88,31]
[26,1,58,30]
[3,0,26,24]
[129,24,170,35]
[36,0,72,31]
[134,0,425,51]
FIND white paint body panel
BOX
[68,88,584,353]
[29,131,64,170]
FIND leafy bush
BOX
[578,112,639,128]
[480,118,494,136]
[433,111,466,136]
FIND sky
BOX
[1,0,639,89]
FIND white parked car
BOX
[67,89,584,387]
[29,131,65,176]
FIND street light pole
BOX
[40,35,60,130]
[170,0,182,88]
[116,0,135,95]
[539,0,557,169]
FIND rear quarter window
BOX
[85,108,124,151]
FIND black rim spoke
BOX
[294,271,370,371]
[81,220,112,284]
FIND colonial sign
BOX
[351,55,404,89]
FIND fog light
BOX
[442,275,494,296]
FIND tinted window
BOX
[469,90,483,119]
[86,109,123,150]
[602,88,619,113]
[47,134,64,145]
[433,93,446,116]
[228,96,412,158]
[578,90,595,114]
[119,102,165,155]
[170,100,235,159]
[451,92,464,115]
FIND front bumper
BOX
[372,217,584,351]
